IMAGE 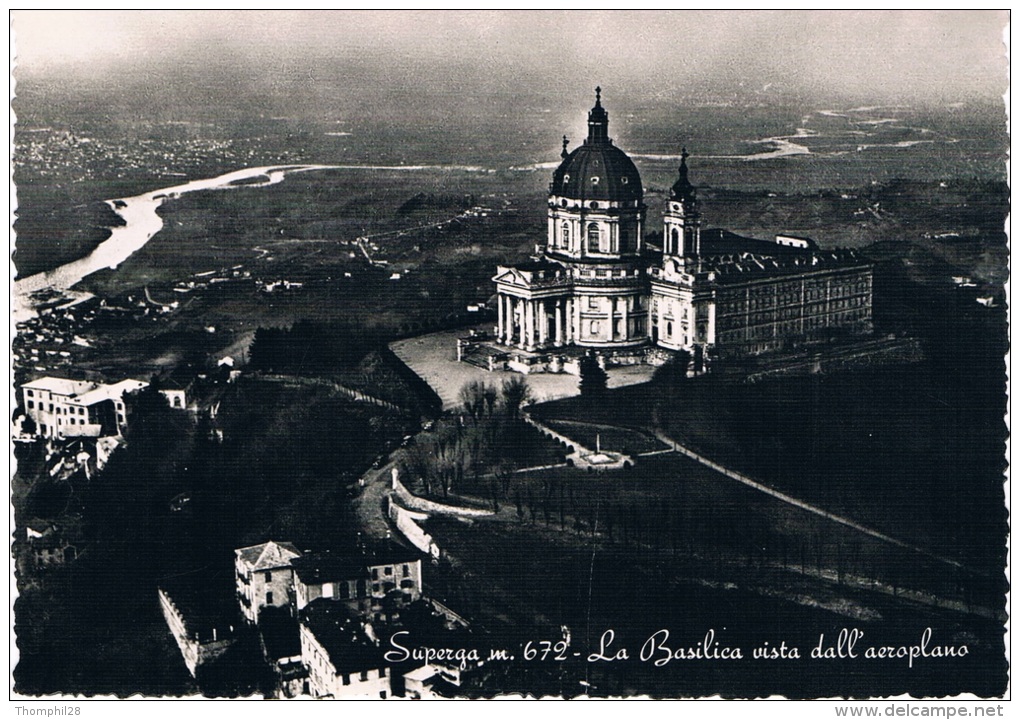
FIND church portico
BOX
[493,269,573,353]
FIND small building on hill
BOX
[234,540,303,624]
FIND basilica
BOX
[482,89,873,373]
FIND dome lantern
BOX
[586,86,610,145]
[550,88,643,204]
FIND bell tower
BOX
[662,148,701,267]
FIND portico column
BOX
[606,299,613,342]
[497,293,505,342]
[509,296,517,345]
[517,299,527,349]
[537,300,547,347]
[525,300,535,349]
[504,296,513,345]
[509,298,517,347]
[572,298,581,344]
[621,296,629,341]
[555,300,563,346]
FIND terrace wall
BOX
[390,471,493,518]
[386,497,441,560]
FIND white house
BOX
[21,376,189,440]
[21,377,146,439]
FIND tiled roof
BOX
[700,229,812,258]
[259,606,302,661]
[293,541,419,584]
[292,551,368,584]
[235,540,302,571]
[21,377,96,396]
[159,570,241,637]
[22,376,150,405]
[73,379,148,406]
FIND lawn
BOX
[529,267,1007,579]
[422,507,1006,698]
[539,418,666,455]
[452,452,999,607]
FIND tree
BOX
[399,443,432,494]
[482,384,499,418]
[494,460,516,498]
[500,376,531,423]
[459,381,488,425]
[654,349,692,394]
[578,352,607,399]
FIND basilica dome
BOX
[550,88,643,204]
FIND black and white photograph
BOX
[10,10,1010,701]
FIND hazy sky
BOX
[11,10,1009,104]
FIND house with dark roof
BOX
[158,372,194,410]
[257,606,308,698]
[293,542,422,624]
[299,600,393,699]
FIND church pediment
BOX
[494,262,570,289]
[493,267,528,287]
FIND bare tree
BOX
[494,460,516,498]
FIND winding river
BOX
[12,164,339,322]
[13,161,502,323]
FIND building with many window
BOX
[293,544,423,624]
[485,89,873,372]
[20,377,146,439]
[20,375,191,439]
